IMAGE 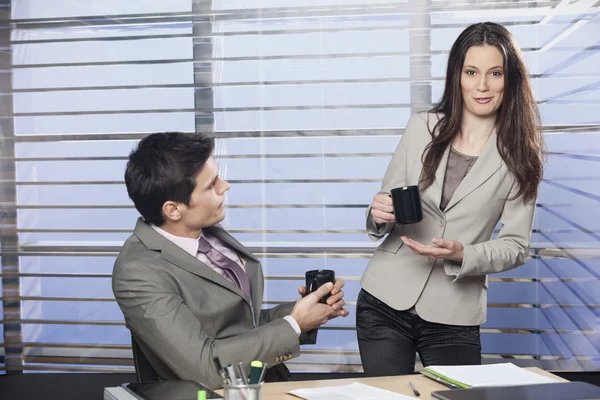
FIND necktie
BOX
[197,236,252,302]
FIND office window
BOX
[1,0,599,374]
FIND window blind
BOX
[1,0,599,374]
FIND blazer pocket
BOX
[377,228,403,254]
[470,274,489,288]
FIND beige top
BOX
[440,146,479,211]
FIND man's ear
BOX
[162,201,183,222]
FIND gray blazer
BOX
[113,218,313,389]
[361,112,536,326]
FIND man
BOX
[112,132,348,389]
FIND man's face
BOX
[178,156,230,230]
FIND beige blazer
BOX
[113,219,313,389]
[361,112,536,326]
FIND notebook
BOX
[289,382,416,400]
[421,363,560,389]
[431,381,600,400]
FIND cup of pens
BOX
[223,382,262,400]
[217,358,266,400]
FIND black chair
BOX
[131,334,160,382]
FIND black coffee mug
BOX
[305,269,335,304]
[390,185,423,224]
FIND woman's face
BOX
[460,45,505,119]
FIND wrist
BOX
[452,243,465,262]
[283,315,301,337]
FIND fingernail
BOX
[326,282,333,289]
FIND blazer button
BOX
[438,218,444,227]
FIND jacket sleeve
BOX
[445,182,536,281]
[260,303,318,345]
[113,263,300,389]
[260,302,293,322]
[366,113,418,241]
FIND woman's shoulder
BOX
[405,111,443,138]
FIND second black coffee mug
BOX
[305,269,335,304]
[390,185,423,224]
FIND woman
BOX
[356,22,545,376]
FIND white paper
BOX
[289,382,416,400]
[426,363,560,388]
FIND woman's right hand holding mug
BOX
[370,193,396,225]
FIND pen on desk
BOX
[249,360,263,384]
[409,381,420,397]
[436,378,459,390]
[425,373,459,390]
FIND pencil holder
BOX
[223,382,262,400]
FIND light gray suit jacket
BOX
[113,218,313,389]
[361,112,536,326]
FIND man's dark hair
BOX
[125,132,214,226]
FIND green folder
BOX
[420,363,559,390]
[421,367,472,389]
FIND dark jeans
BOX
[356,289,481,377]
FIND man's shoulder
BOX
[113,234,163,275]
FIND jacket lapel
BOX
[241,257,263,325]
[443,131,504,212]
[133,219,248,301]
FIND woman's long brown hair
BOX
[420,22,544,203]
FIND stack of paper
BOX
[421,363,560,389]
[289,382,417,400]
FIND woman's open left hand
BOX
[401,236,464,262]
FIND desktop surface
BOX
[215,367,567,399]
[431,381,600,400]
[0,367,572,400]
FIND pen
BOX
[249,360,263,384]
[257,362,268,384]
[409,381,420,397]
[214,357,230,385]
[237,361,249,385]
[425,373,459,390]
[434,377,459,390]
[226,364,239,384]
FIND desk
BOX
[0,368,566,400]
[219,368,566,399]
